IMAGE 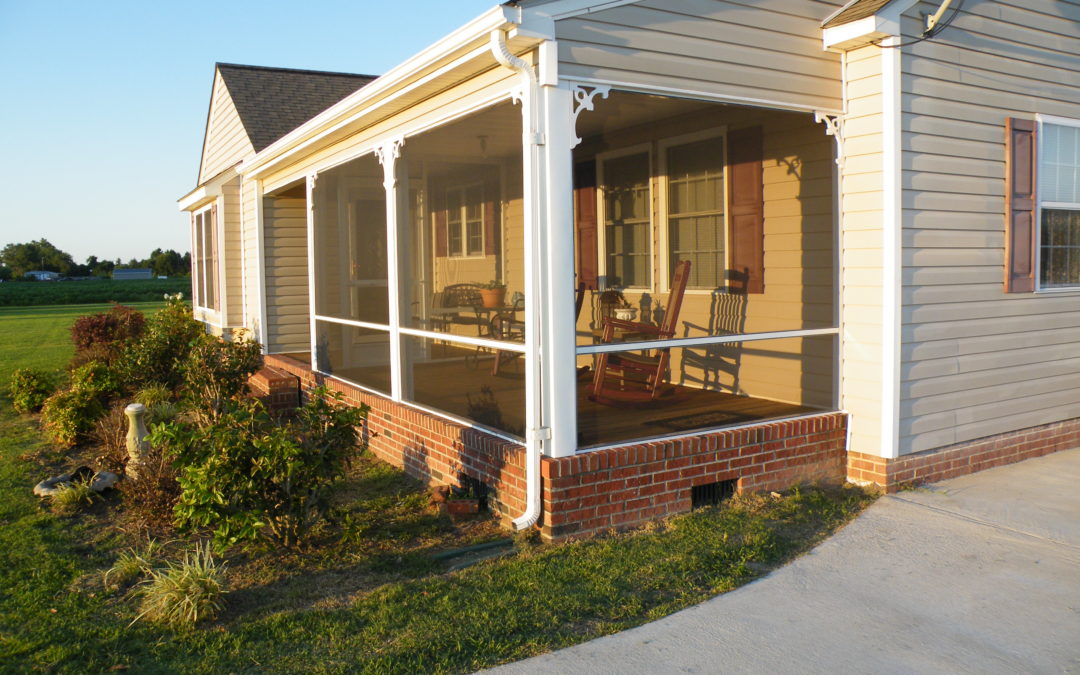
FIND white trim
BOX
[559,75,844,116]
[305,174,319,371]
[240,4,549,180]
[657,127,728,293]
[254,179,269,349]
[524,0,640,21]
[596,142,653,291]
[821,0,920,52]
[257,87,518,195]
[880,35,902,460]
[398,325,527,353]
[578,410,838,453]
[314,314,390,333]
[1034,114,1080,293]
[576,326,840,355]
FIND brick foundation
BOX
[848,417,1080,492]
[265,354,847,541]
[247,366,300,414]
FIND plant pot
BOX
[446,499,480,515]
[479,288,506,309]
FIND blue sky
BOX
[0,0,496,262]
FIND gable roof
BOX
[216,63,377,152]
[821,0,896,28]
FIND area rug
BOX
[644,410,757,432]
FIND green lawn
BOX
[0,304,877,674]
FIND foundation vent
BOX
[692,479,736,509]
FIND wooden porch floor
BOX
[279,350,822,448]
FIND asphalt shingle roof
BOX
[821,0,896,28]
[217,63,377,152]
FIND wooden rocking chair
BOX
[589,260,691,404]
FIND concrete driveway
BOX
[488,449,1080,674]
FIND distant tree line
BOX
[0,239,190,280]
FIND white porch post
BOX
[377,138,406,401]
[538,82,577,458]
[305,172,319,371]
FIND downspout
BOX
[490,29,545,530]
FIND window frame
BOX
[192,203,220,315]
[658,127,729,294]
[1036,114,1080,293]
[596,142,654,291]
[444,182,486,259]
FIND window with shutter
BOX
[1038,117,1080,289]
[192,205,219,311]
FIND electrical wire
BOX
[872,0,966,48]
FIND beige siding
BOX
[898,0,1080,454]
[221,176,244,328]
[263,196,311,354]
[554,0,845,112]
[199,71,254,185]
[839,45,887,457]
[241,178,261,338]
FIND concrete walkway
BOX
[488,449,1080,674]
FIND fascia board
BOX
[822,0,919,51]
[523,0,641,21]
[241,5,543,178]
[177,168,234,211]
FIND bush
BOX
[104,540,162,590]
[182,334,263,424]
[134,543,227,628]
[41,388,105,448]
[71,360,121,401]
[51,480,97,515]
[71,303,145,361]
[8,368,56,413]
[150,389,367,549]
[117,446,181,535]
[119,296,204,391]
[135,384,172,407]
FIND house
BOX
[112,268,154,281]
[179,0,1080,540]
[25,270,61,281]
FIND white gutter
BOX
[490,28,544,532]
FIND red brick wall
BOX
[539,413,848,540]
[247,366,300,413]
[265,355,847,541]
[848,417,1080,492]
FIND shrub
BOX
[41,388,105,448]
[150,389,367,549]
[104,540,162,590]
[93,402,131,472]
[51,480,97,515]
[134,543,227,628]
[71,303,145,361]
[117,447,181,534]
[71,360,121,401]
[181,334,262,424]
[135,384,172,408]
[120,296,204,391]
[8,368,56,413]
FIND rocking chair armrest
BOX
[602,318,662,333]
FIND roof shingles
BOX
[822,0,897,28]
[217,63,376,152]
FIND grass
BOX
[0,303,878,673]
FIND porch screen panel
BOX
[668,137,725,290]
[603,152,650,288]
[402,334,525,439]
[314,319,392,395]
[578,334,834,448]
[312,154,389,326]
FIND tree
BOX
[0,240,76,277]
[150,249,185,277]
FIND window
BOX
[665,135,726,290]
[446,184,485,257]
[601,150,651,288]
[1039,119,1080,288]
[192,206,218,311]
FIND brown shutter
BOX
[432,188,448,257]
[484,175,500,256]
[728,126,765,294]
[574,160,599,289]
[1005,117,1037,293]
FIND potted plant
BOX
[479,280,507,308]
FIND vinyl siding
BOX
[222,176,244,328]
[840,44,887,457]
[199,71,254,185]
[554,0,846,112]
[241,178,261,339]
[263,195,311,354]
[898,0,1080,454]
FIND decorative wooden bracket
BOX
[571,85,610,148]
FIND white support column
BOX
[538,83,578,458]
[305,172,319,372]
[254,179,269,351]
[377,137,405,401]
